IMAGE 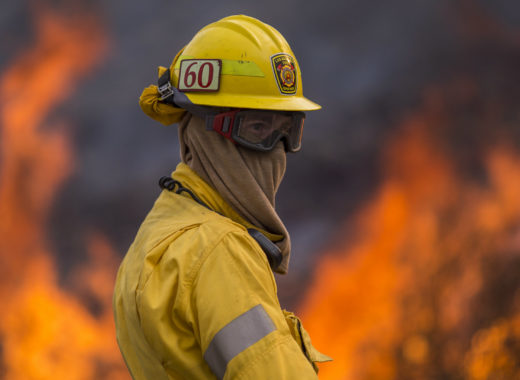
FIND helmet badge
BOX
[178,59,221,92]
[271,53,297,95]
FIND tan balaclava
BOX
[139,68,292,273]
[178,113,291,273]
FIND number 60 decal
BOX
[178,59,221,92]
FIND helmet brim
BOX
[185,93,322,111]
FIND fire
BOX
[0,7,129,380]
[299,83,520,379]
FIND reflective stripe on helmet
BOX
[203,304,276,379]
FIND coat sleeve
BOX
[189,229,318,380]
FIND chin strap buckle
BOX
[157,69,175,102]
[158,82,174,101]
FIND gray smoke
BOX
[2,0,519,308]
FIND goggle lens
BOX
[232,111,304,152]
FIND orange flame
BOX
[0,8,129,380]
[299,84,520,379]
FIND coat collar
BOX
[171,163,283,242]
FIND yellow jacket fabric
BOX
[113,163,330,380]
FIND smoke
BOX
[2,0,520,317]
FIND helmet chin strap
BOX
[157,68,220,131]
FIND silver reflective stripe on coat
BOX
[204,304,276,379]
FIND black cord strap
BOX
[159,176,212,211]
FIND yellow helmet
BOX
[166,15,320,112]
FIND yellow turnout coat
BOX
[113,163,330,379]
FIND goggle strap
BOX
[205,115,215,131]
[221,116,231,133]
[212,110,240,142]
[157,68,219,122]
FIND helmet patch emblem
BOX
[271,53,297,95]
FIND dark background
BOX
[3,0,517,308]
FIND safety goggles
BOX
[211,109,305,152]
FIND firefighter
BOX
[113,15,331,380]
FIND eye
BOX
[250,123,265,131]
[247,122,272,136]
[238,120,275,143]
